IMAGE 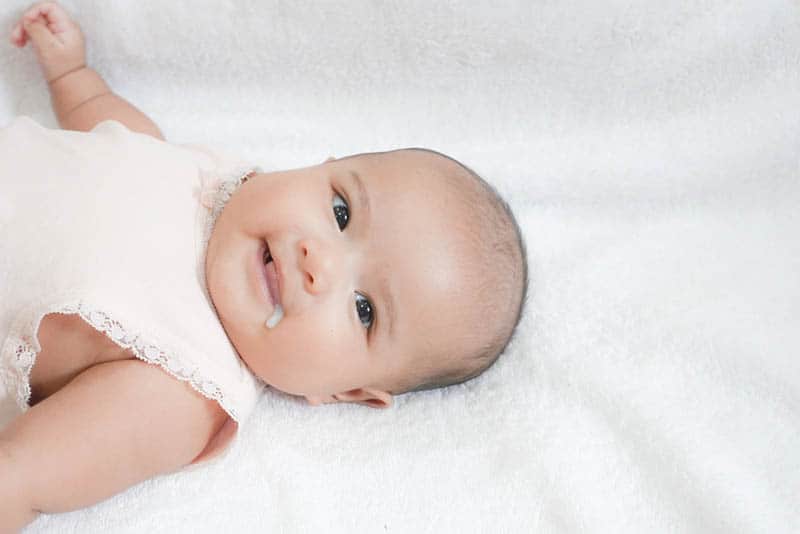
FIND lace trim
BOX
[195,165,262,323]
[208,168,257,221]
[2,302,242,423]
[0,342,37,413]
[199,166,260,248]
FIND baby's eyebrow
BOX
[349,170,371,223]
[378,272,397,339]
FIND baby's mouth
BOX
[262,241,284,328]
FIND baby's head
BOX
[205,148,528,408]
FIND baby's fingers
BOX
[9,22,27,47]
[21,18,59,50]
[13,2,72,42]
[22,2,69,28]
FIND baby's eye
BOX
[333,192,349,231]
[355,292,374,329]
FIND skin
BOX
[205,150,473,408]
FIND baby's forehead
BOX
[356,150,471,199]
[338,148,438,172]
[366,149,455,174]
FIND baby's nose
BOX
[297,238,337,295]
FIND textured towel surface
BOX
[2,1,799,532]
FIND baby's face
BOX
[205,150,470,407]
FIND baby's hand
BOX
[9,1,86,83]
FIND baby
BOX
[0,2,527,530]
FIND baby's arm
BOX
[0,359,227,531]
[10,2,164,139]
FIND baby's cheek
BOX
[282,309,348,357]
[287,313,354,368]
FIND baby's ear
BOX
[305,389,393,409]
[333,388,393,409]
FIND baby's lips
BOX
[265,260,281,307]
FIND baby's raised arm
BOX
[10,1,163,138]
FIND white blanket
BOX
[2,0,798,532]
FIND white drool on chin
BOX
[265,304,284,329]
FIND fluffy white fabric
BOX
[2,0,798,531]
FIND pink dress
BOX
[0,116,265,467]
